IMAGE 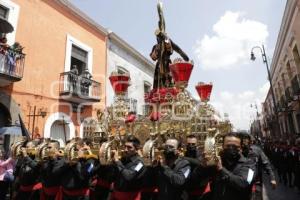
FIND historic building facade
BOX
[0,0,107,147]
[106,32,155,115]
[261,0,300,142]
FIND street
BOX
[263,173,300,200]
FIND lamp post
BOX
[250,45,281,137]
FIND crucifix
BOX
[27,106,47,139]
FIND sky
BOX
[71,0,287,130]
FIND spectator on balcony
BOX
[80,69,92,96]
[0,37,9,53]
[69,65,79,94]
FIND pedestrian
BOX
[240,133,276,200]
[58,138,97,200]
[281,144,289,186]
[90,138,115,200]
[210,132,256,200]
[154,138,191,200]
[184,134,212,200]
[140,164,158,200]
[287,144,297,187]
[40,140,65,200]
[15,139,42,200]
[110,135,145,200]
[90,162,115,200]
[0,149,14,200]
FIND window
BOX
[0,0,19,45]
[293,45,300,71]
[286,61,293,80]
[71,45,88,75]
[65,35,93,74]
[117,66,128,75]
[0,5,8,19]
[127,98,137,113]
[116,66,129,96]
[144,81,151,94]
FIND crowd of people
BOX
[264,138,300,193]
[0,132,296,200]
[0,36,24,76]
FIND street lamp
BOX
[250,52,256,61]
[250,45,281,137]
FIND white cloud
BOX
[238,91,255,100]
[211,82,270,130]
[259,82,270,95]
[220,91,234,101]
[194,11,269,70]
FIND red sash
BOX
[96,178,113,189]
[189,183,211,196]
[40,186,60,200]
[20,182,42,192]
[43,186,60,196]
[55,188,90,200]
[252,184,256,192]
[110,190,141,200]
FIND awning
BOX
[0,17,14,33]
[0,126,22,136]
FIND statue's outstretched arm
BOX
[171,40,189,61]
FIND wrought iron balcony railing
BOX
[59,71,101,103]
[0,45,25,86]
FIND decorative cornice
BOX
[55,0,108,36]
[271,0,297,79]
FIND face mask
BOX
[186,145,197,158]
[29,154,35,160]
[221,145,240,167]
[163,146,176,160]
[242,146,250,157]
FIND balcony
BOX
[0,44,25,87]
[59,71,101,104]
[291,75,300,96]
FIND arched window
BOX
[117,66,129,75]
